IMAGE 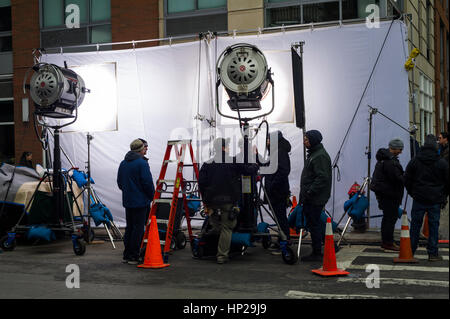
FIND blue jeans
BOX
[410,200,441,256]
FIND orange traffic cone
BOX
[138,215,170,269]
[289,196,300,237]
[421,213,429,238]
[393,211,418,263]
[312,218,349,277]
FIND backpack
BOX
[369,161,384,194]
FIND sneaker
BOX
[122,259,129,264]
[428,255,443,262]
[301,253,323,262]
[127,259,139,265]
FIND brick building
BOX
[0,0,448,166]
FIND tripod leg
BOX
[297,229,303,260]
[337,216,352,247]
[104,223,115,249]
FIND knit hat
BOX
[388,138,404,150]
[130,139,145,152]
[305,130,323,148]
[424,134,438,150]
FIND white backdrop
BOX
[41,20,410,228]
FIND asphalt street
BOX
[0,233,448,304]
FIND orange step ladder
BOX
[140,139,200,264]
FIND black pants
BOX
[272,200,290,241]
[377,197,400,244]
[303,203,325,254]
[123,206,147,261]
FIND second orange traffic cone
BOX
[393,211,418,263]
[312,218,349,277]
[138,214,170,269]
[421,213,429,238]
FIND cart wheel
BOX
[0,235,16,251]
[175,232,186,250]
[282,246,298,265]
[73,239,86,256]
[262,236,271,249]
[83,228,95,242]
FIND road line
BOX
[357,252,449,260]
[346,264,449,272]
[337,277,449,287]
[285,290,412,299]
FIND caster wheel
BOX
[262,236,271,249]
[73,239,86,256]
[83,228,95,243]
[0,234,16,251]
[175,232,186,249]
[282,245,298,265]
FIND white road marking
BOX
[337,277,449,287]
[346,264,449,272]
[285,290,413,299]
[357,252,449,260]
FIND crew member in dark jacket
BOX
[198,137,257,264]
[438,131,448,161]
[299,130,332,261]
[117,139,155,264]
[263,131,292,249]
[405,134,449,261]
[19,151,33,169]
[370,138,405,251]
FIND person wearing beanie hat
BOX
[388,138,404,151]
[405,134,449,261]
[117,138,155,265]
[370,139,405,251]
[299,129,332,261]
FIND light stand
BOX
[86,133,94,243]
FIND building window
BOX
[0,77,14,164]
[419,72,434,143]
[165,0,227,37]
[425,0,431,60]
[0,1,12,52]
[40,0,111,48]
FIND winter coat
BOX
[404,145,449,205]
[300,143,332,206]
[439,143,449,161]
[263,131,291,203]
[117,151,155,208]
[198,153,257,207]
[370,148,404,203]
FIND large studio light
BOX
[216,43,273,114]
[23,63,90,119]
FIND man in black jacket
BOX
[405,134,449,261]
[299,130,332,261]
[370,138,405,251]
[263,131,292,253]
[198,138,257,264]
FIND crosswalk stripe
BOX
[346,264,449,272]
[337,277,449,287]
[285,290,412,299]
[357,252,449,260]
